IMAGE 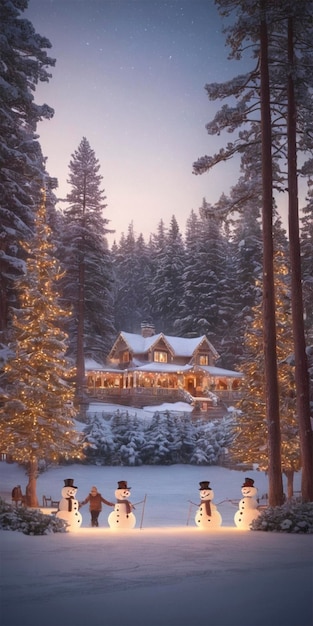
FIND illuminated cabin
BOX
[85,323,242,414]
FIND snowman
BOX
[108,480,136,529]
[234,477,260,530]
[195,481,222,529]
[56,478,82,532]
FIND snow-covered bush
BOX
[251,501,313,534]
[83,414,115,464]
[190,417,235,465]
[0,498,67,535]
[83,410,235,466]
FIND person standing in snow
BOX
[79,486,114,527]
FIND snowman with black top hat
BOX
[56,478,82,532]
[195,481,222,529]
[108,480,136,529]
[234,477,260,530]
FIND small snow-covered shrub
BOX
[251,501,313,534]
[0,498,67,535]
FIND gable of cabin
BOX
[192,337,217,366]
[108,335,134,368]
[147,336,175,364]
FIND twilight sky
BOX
[26,0,252,244]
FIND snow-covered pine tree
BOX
[142,411,179,464]
[111,224,152,333]
[83,414,115,464]
[176,415,196,463]
[118,415,146,466]
[191,417,234,466]
[174,210,201,336]
[109,410,146,465]
[147,219,169,332]
[149,216,186,335]
[175,200,229,345]
[0,192,84,507]
[225,201,262,368]
[0,0,55,338]
[60,138,115,397]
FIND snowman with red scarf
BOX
[234,477,260,530]
[108,480,136,529]
[56,478,82,532]
[195,481,222,529]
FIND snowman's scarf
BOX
[200,500,211,517]
[66,497,74,512]
[117,499,132,514]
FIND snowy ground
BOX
[0,461,312,626]
[86,400,194,421]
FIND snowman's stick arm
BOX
[139,494,147,530]
[186,500,198,525]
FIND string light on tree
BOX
[0,190,85,507]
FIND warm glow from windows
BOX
[122,351,130,363]
[154,351,168,363]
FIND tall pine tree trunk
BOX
[287,16,313,502]
[284,470,294,501]
[260,1,284,506]
[76,173,87,401]
[76,254,85,399]
[26,457,39,507]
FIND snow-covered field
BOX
[0,461,312,626]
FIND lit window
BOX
[154,350,168,363]
[199,355,208,365]
[122,351,130,363]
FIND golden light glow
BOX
[0,191,84,468]
[230,249,300,474]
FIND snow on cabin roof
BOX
[85,358,104,370]
[115,331,218,358]
[129,362,193,374]
[133,363,242,377]
[198,365,243,378]
[84,358,120,373]
[85,358,241,379]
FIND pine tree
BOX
[142,412,179,464]
[175,200,229,346]
[111,224,152,332]
[61,138,115,396]
[0,192,83,506]
[150,216,186,334]
[224,202,263,367]
[83,414,115,464]
[230,248,300,497]
[0,0,55,336]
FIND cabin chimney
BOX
[141,321,155,338]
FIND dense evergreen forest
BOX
[59,194,313,373]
